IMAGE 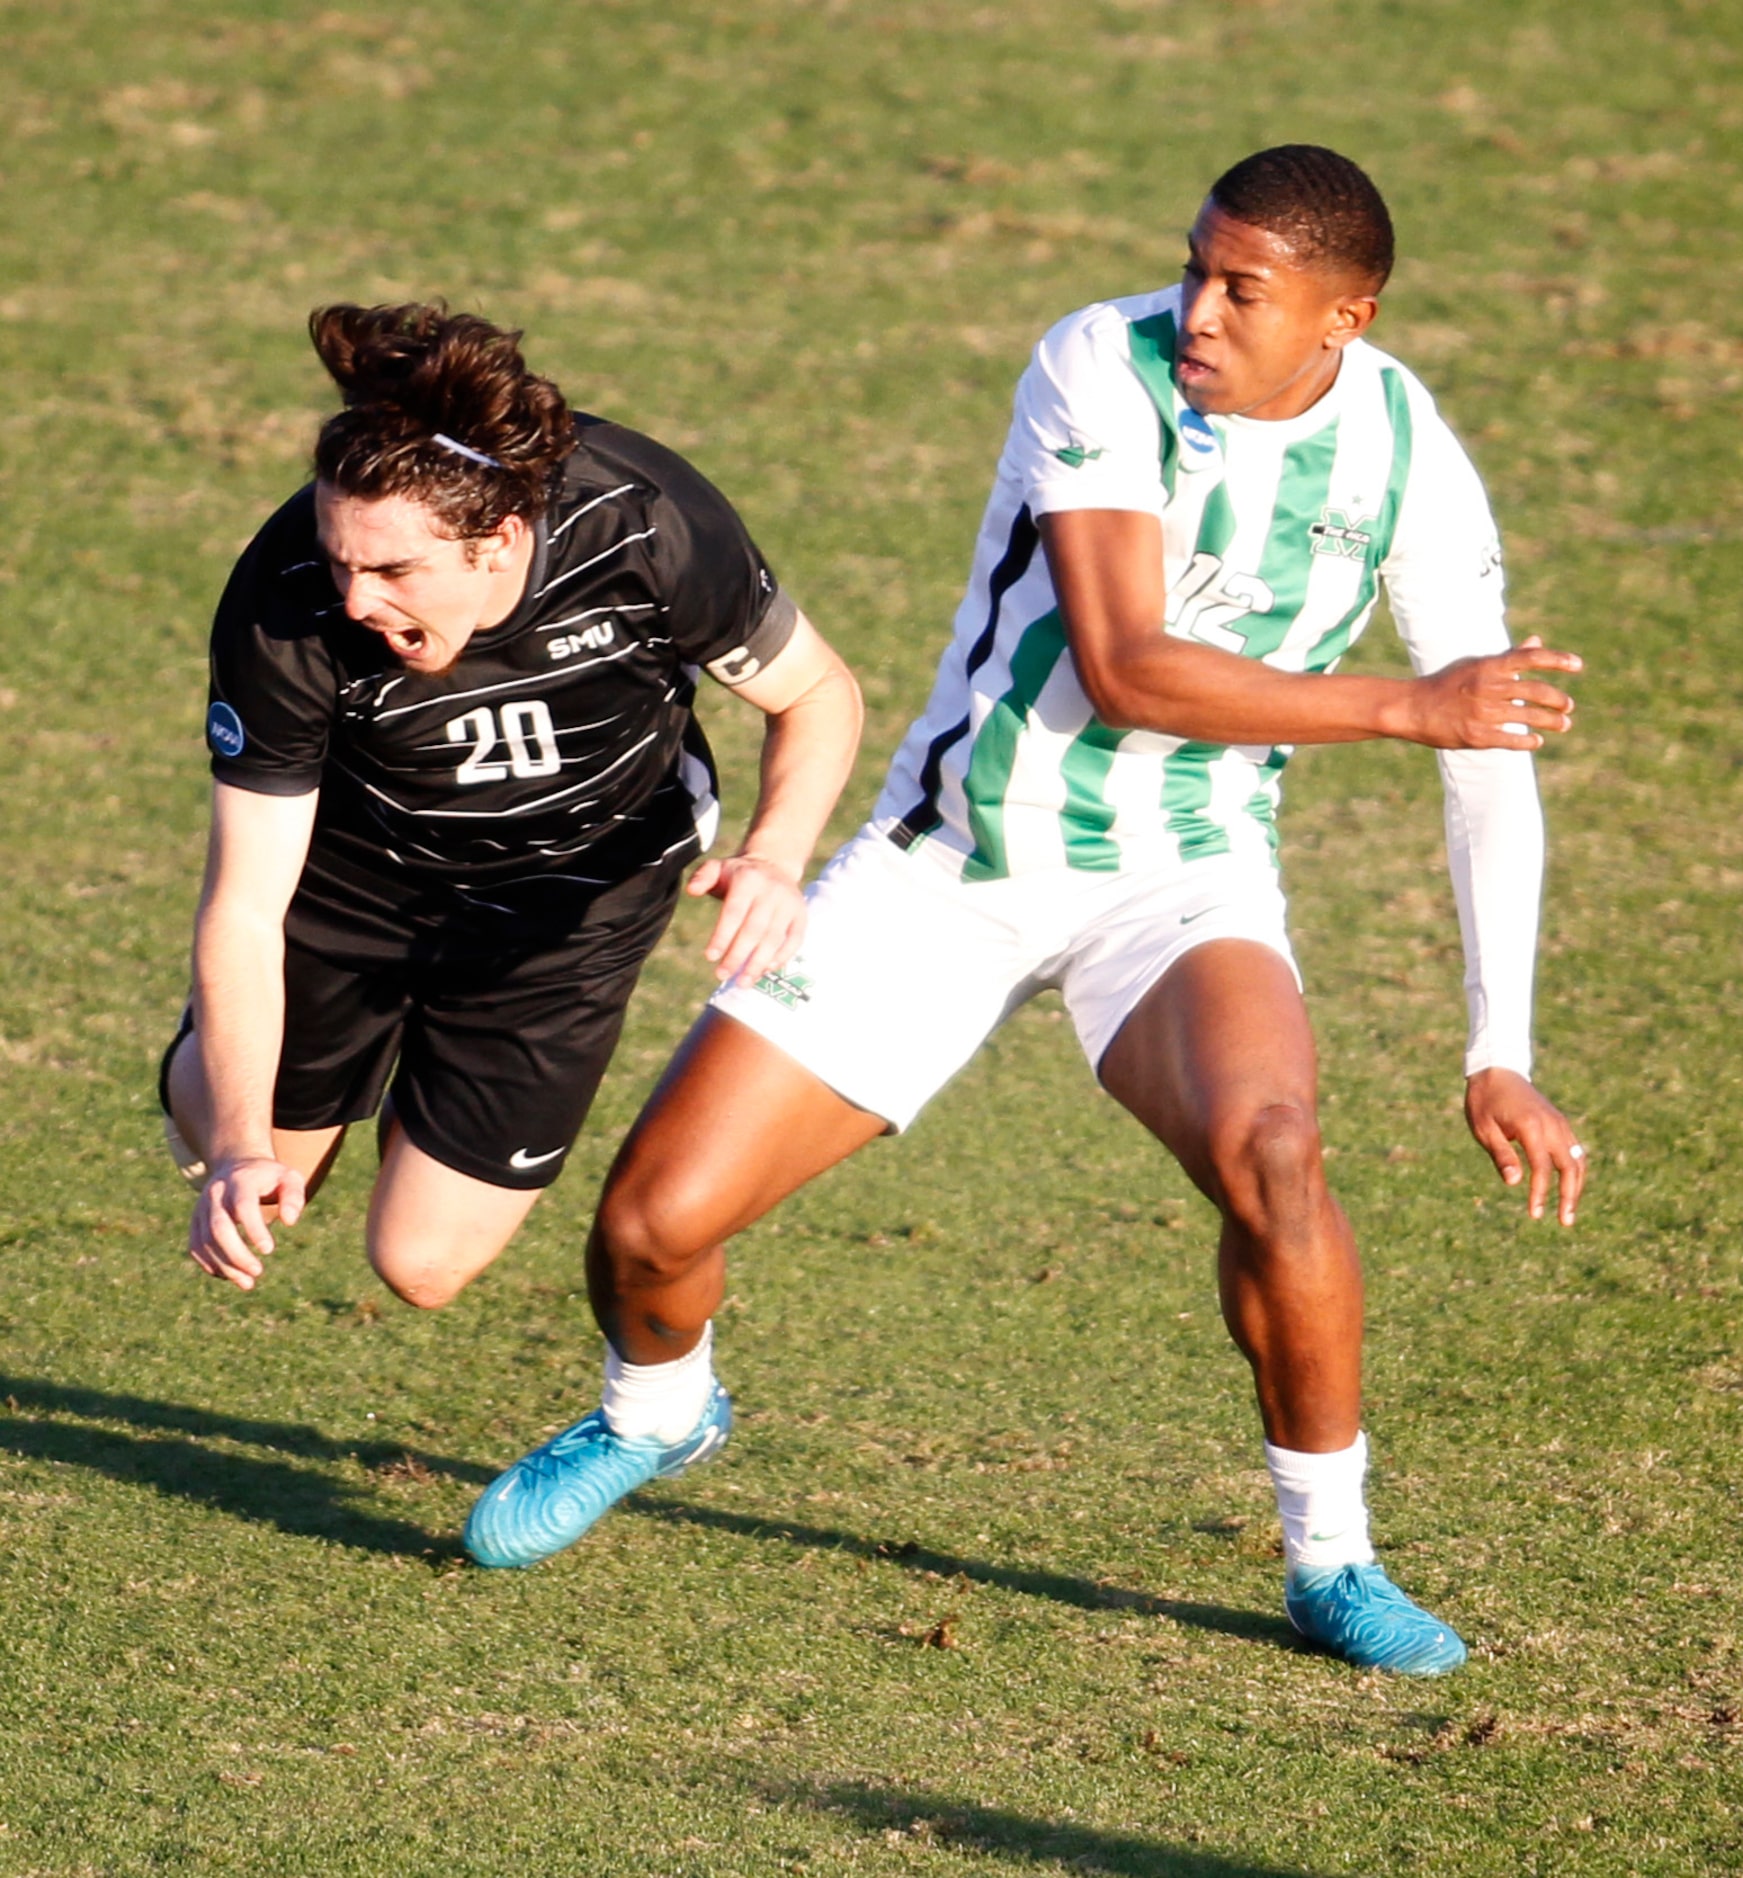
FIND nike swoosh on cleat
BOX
[509,1146,566,1170]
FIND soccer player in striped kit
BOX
[468,149,1587,1675]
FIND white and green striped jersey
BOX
[875,286,1545,1076]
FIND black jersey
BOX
[206,416,796,921]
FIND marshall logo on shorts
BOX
[750,964,813,1010]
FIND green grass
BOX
[2,0,1741,1871]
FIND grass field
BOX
[2,0,1741,1872]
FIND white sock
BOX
[600,1324,715,1444]
[1265,1431,1377,1574]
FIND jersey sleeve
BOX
[1436,747,1542,1079]
[1380,402,1507,670]
[645,457,797,688]
[206,522,337,797]
[1010,306,1170,521]
[1382,398,1540,1079]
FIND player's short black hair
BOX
[310,303,576,538]
[1208,146,1394,290]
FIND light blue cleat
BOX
[1284,1562,1468,1676]
[464,1383,732,1569]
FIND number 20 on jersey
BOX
[446,701,562,783]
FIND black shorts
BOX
[166,856,683,1191]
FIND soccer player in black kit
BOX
[162,303,861,1322]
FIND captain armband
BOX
[703,588,798,688]
[706,645,765,686]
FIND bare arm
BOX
[1039,508,1581,749]
[688,607,864,982]
[187,781,318,1287]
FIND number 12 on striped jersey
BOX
[447,700,562,783]
[1166,551,1274,655]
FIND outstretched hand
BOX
[1464,1067,1585,1226]
[688,852,807,985]
[1405,635,1582,751]
[188,1154,307,1290]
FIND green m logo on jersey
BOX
[1310,506,1376,559]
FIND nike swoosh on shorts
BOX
[508,1146,566,1170]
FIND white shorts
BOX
[710,824,1298,1131]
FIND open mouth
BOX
[384,626,429,660]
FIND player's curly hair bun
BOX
[310,302,576,536]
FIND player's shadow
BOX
[0,1373,488,1559]
[770,1778,1323,1876]
[634,1498,1299,1650]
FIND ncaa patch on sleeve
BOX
[207,701,247,759]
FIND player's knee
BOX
[368,1243,465,1311]
[1207,1100,1324,1238]
[593,1170,715,1291]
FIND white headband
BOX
[431,431,503,470]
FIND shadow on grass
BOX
[636,1498,1299,1650]
[773,1778,1324,1876]
[0,1372,483,1559]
